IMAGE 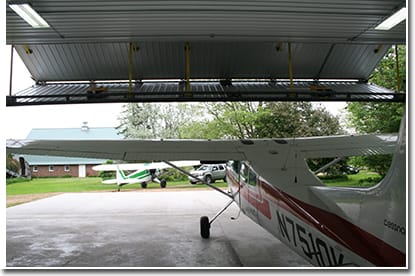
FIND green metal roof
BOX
[23,126,122,165]
[24,155,107,165]
[26,127,121,140]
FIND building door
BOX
[78,164,86,177]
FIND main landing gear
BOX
[141,179,167,189]
[117,183,127,192]
[162,160,239,239]
[160,179,167,188]
[199,198,236,239]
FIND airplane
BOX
[92,161,200,191]
[6,116,406,267]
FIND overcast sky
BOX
[2,45,126,139]
[2,44,346,139]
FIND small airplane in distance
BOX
[6,115,406,267]
[93,161,200,191]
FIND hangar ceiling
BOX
[6,0,406,106]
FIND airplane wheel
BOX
[160,179,167,188]
[200,216,210,239]
[205,175,213,184]
[141,182,147,188]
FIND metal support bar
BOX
[9,45,14,96]
[315,44,335,80]
[128,43,139,94]
[314,157,343,175]
[185,43,191,93]
[129,42,133,94]
[394,44,401,91]
[288,42,294,91]
[162,160,233,199]
[209,198,235,225]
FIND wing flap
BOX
[295,134,397,158]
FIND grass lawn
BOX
[6,171,381,196]
[319,170,382,188]
[5,177,228,207]
[6,171,380,207]
[6,177,228,196]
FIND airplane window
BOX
[240,164,248,182]
[231,161,240,172]
[248,170,257,186]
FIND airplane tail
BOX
[310,114,406,266]
[352,114,406,265]
[363,113,406,253]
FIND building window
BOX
[64,165,70,172]
[48,165,54,172]
[33,166,38,172]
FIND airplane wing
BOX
[291,133,398,158]
[93,161,200,171]
[7,133,397,162]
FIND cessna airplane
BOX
[6,117,406,267]
[92,161,200,191]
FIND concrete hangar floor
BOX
[6,190,310,268]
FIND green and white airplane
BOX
[93,161,200,191]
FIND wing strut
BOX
[313,157,344,175]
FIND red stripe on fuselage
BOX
[261,180,405,267]
[229,173,405,266]
[239,182,272,219]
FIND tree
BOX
[206,102,271,139]
[257,102,342,138]
[259,102,345,176]
[117,103,203,139]
[180,101,345,175]
[370,45,406,92]
[347,102,404,134]
[347,45,405,133]
[181,102,341,139]
[7,153,20,173]
[346,45,406,176]
[180,102,270,139]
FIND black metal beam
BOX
[6,81,405,106]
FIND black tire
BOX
[200,216,210,239]
[141,182,147,188]
[190,181,197,185]
[205,175,214,184]
[160,179,167,188]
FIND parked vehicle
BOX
[188,164,227,184]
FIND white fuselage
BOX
[226,127,406,267]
